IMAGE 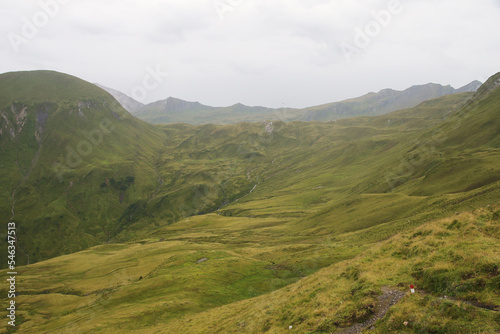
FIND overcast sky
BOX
[1,0,499,108]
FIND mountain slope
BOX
[0,71,285,265]
[134,81,481,125]
[95,83,145,114]
[455,80,482,93]
[156,207,500,334]
[300,82,480,121]
[0,72,495,266]
[0,71,166,264]
[0,72,498,333]
[4,206,498,333]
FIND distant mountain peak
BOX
[95,83,144,114]
[166,96,183,102]
[165,97,204,109]
[456,80,483,93]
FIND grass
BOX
[2,205,497,333]
[152,206,500,334]
[0,70,499,333]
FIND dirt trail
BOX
[337,286,499,334]
[338,286,406,334]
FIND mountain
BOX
[0,70,498,333]
[455,80,482,93]
[0,70,166,264]
[134,96,288,124]
[299,81,480,121]
[133,81,482,125]
[95,83,145,113]
[134,96,217,123]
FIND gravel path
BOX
[337,286,406,334]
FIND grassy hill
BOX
[0,71,167,264]
[0,71,498,333]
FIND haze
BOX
[1,0,499,108]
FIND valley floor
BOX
[1,205,498,333]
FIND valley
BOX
[0,70,498,333]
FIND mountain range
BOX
[0,70,498,333]
[99,80,482,125]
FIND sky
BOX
[1,0,499,108]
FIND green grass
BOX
[151,207,500,334]
[0,70,499,333]
[1,74,498,261]
[2,205,497,333]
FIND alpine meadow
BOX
[0,69,498,333]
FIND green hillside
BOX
[0,71,498,333]
[1,206,498,333]
[0,71,167,264]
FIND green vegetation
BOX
[154,207,500,334]
[0,70,498,333]
[1,205,498,333]
[0,71,166,263]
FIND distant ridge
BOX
[134,97,281,124]
[127,81,482,125]
[300,81,483,122]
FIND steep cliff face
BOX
[0,103,50,144]
[0,104,27,139]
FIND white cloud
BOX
[0,0,499,108]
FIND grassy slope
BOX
[158,206,500,334]
[0,71,166,264]
[1,205,498,333]
[0,72,498,333]
[2,72,494,267]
